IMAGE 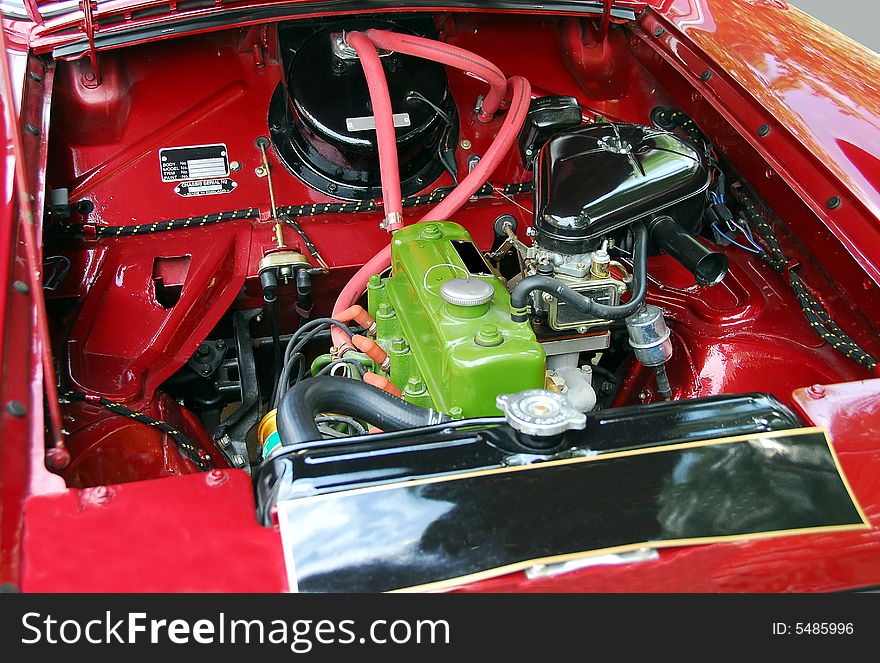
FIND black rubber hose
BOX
[277,376,449,447]
[268,300,283,406]
[648,215,727,286]
[510,223,649,322]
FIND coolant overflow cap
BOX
[496,390,587,437]
[440,278,494,307]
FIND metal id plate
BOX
[345,113,411,132]
[277,427,868,592]
[159,144,229,182]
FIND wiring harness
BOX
[62,390,211,471]
[733,187,878,371]
[53,181,534,239]
[653,106,876,372]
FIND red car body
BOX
[2,0,879,591]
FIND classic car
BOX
[1,0,879,592]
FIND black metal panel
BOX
[534,123,710,253]
[255,393,803,516]
[279,428,864,592]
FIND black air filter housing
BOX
[534,123,709,254]
[270,19,457,201]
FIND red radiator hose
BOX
[347,32,403,231]
[331,73,532,351]
[365,29,508,121]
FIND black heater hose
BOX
[277,376,449,448]
[510,223,649,323]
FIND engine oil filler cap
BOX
[496,390,587,437]
[440,278,494,307]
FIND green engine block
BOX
[368,221,546,417]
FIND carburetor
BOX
[504,233,630,333]
[503,121,711,334]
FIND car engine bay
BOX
[36,11,880,536]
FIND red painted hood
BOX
[15,0,646,41]
[645,0,880,284]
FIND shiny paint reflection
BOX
[280,429,864,592]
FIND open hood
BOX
[9,1,645,57]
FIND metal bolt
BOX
[638,391,649,402]
[377,302,395,319]
[404,376,427,397]
[420,224,442,240]
[230,161,242,172]
[45,447,70,471]
[86,485,114,505]
[216,339,226,349]
[460,139,472,150]
[27,71,42,82]
[475,324,503,347]
[206,469,228,486]
[218,434,231,449]
[700,70,712,81]
[25,124,39,136]
[255,166,267,177]
[232,454,247,468]
[827,196,841,210]
[328,182,338,193]
[6,401,26,417]
[757,124,770,137]
[654,27,666,37]
[807,384,826,399]
[391,337,409,353]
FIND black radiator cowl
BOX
[255,392,802,523]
